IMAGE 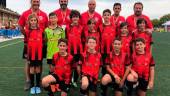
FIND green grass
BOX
[0,32,170,96]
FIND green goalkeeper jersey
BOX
[45,26,65,59]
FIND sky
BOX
[6,0,170,19]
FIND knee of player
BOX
[127,74,138,82]
[101,77,109,85]
[29,67,35,74]
[35,66,41,73]
[101,74,111,85]
[41,77,49,87]
[81,80,89,90]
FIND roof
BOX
[0,7,20,16]
[162,21,170,26]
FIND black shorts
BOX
[137,78,149,92]
[22,44,27,59]
[47,59,54,65]
[29,60,42,67]
[82,75,97,92]
[42,44,47,58]
[51,73,60,83]
[109,74,123,92]
[51,73,70,92]
[73,54,81,62]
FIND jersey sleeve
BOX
[18,13,26,27]
[150,56,155,67]
[150,34,154,45]
[145,16,153,29]
[43,13,49,28]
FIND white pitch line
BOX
[0,41,22,49]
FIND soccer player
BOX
[110,3,125,36]
[126,2,153,35]
[65,10,83,87]
[18,0,48,90]
[53,0,71,28]
[81,0,102,28]
[101,38,130,96]
[126,38,155,96]
[83,18,100,52]
[79,37,101,96]
[99,9,116,76]
[132,18,153,53]
[119,22,132,57]
[45,12,65,74]
[42,38,73,96]
[26,14,44,94]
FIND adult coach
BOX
[110,3,125,36]
[81,0,102,28]
[126,2,153,35]
[18,0,48,91]
[53,0,71,28]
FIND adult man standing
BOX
[53,0,71,28]
[110,3,125,36]
[126,2,153,35]
[18,0,48,91]
[81,0,102,28]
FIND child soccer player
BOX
[79,37,101,96]
[26,14,43,94]
[119,22,132,57]
[126,38,155,96]
[83,18,100,52]
[99,9,116,81]
[110,3,125,36]
[132,18,153,53]
[101,38,130,96]
[42,38,73,96]
[22,24,30,91]
[45,12,65,74]
[65,10,83,87]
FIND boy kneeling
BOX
[79,37,101,96]
[42,39,73,96]
[101,38,130,96]
[126,38,155,96]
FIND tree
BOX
[152,19,161,27]
[160,14,170,25]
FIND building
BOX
[0,0,6,8]
[0,0,20,29]
[162,21,170,32]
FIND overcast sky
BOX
[7,0,170,19]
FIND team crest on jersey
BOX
[67,16,70,20]
[95,17,98,22]
[119,21,122,24]
[39,16,43,21]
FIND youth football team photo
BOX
[0,0,170,96]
